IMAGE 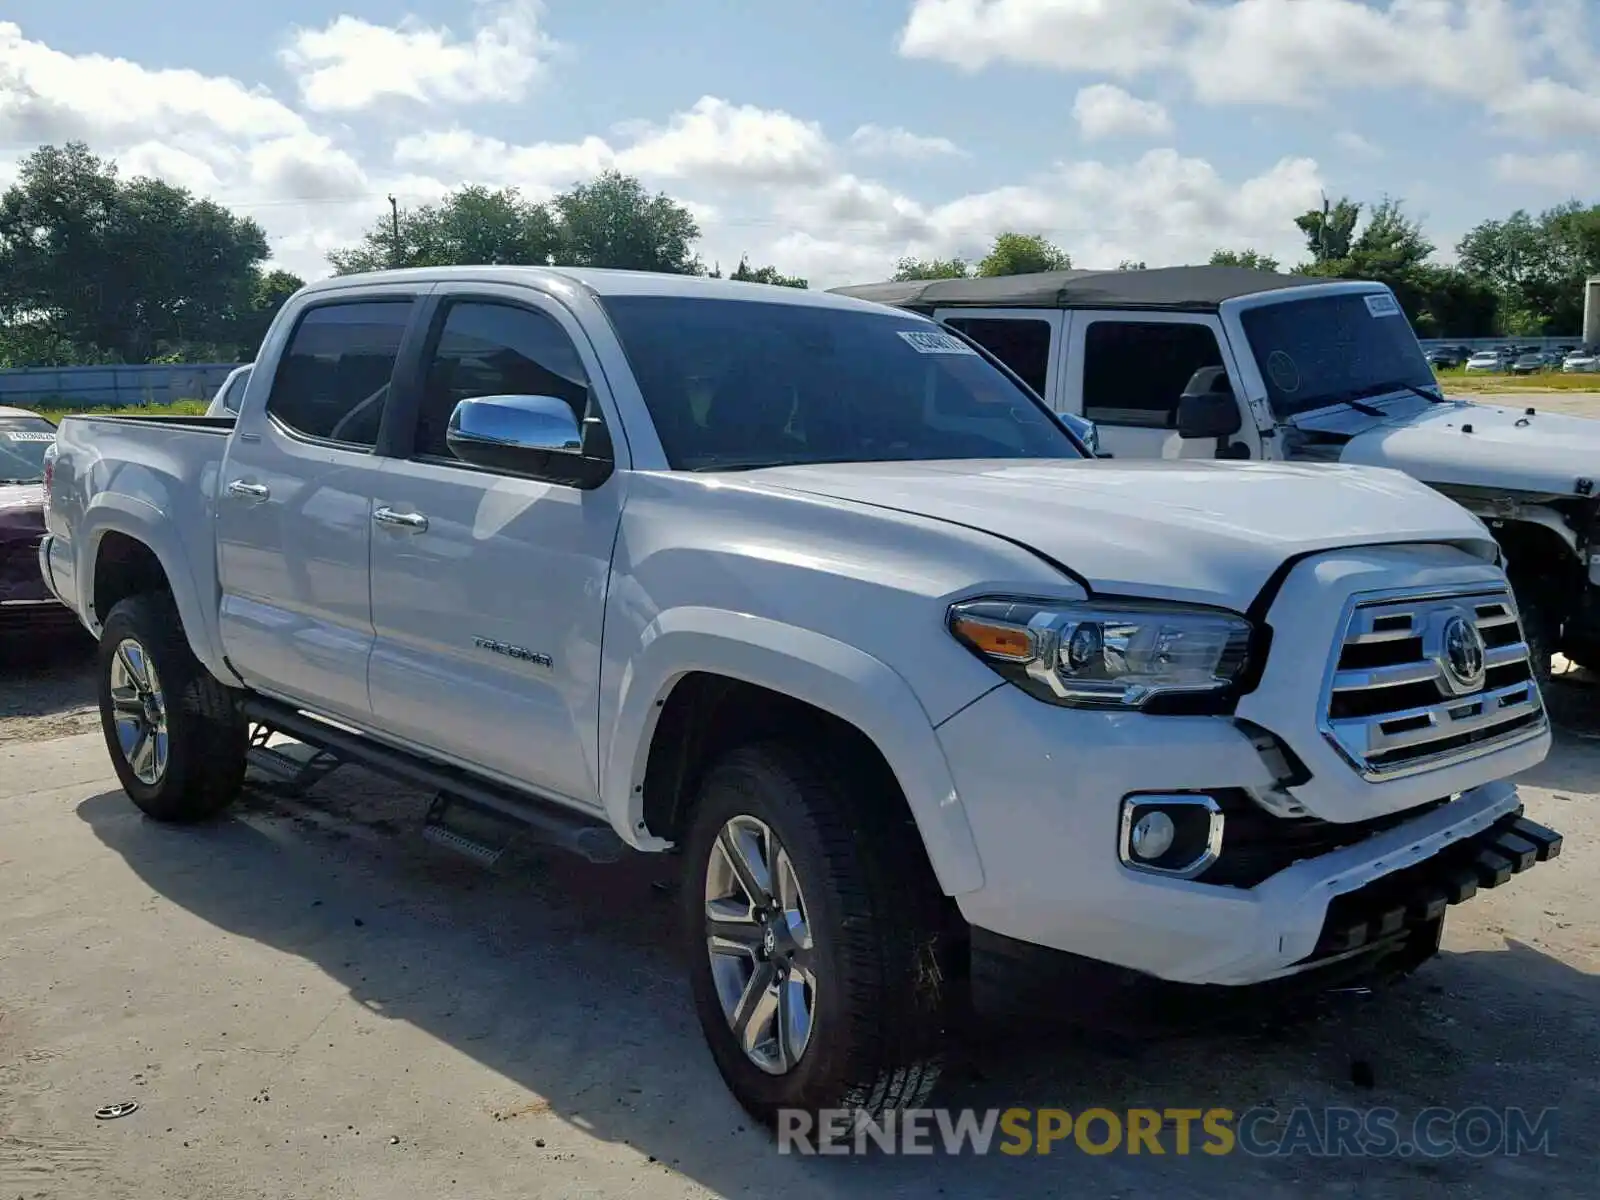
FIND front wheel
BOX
[681,741,950,1127]
[97,592,248,822]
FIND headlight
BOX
[948,596,1254,710]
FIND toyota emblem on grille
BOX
[1438,612,1487,695]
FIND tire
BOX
[680,740,951,1127]
[1508,579,1558,688]
[97,591,248,822]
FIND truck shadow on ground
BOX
[77,768,1600,1199]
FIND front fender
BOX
[603,607,986,896]
[77,494,231,681]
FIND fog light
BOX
[1119,794,1224,878]
[1128,811,1176,860]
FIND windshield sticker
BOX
[897,330,977,356]
[1364,293,1401,318]
[1265,350,1301,393]
[0,431,55,443]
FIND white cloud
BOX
[1072,84,1173,140]
[614,96,835,184]
[896,0,1600,138]
[0,20,306,146]
[0,23,1330,289]
[1492,150,1596,193]
[847,123,965,158]
[281,0,557,113]
[1334,130,1382,158]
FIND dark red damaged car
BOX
[0,407,75,631]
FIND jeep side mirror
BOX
[1176,367,1243,440]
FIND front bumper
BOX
[937,683,1556,986]
[935,545,1559,988]
[0,533,72,628]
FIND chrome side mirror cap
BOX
[445,394,612,488]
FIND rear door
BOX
[366,284,627,809]
[216,287,426,720]
[934,310,1064,404]
[1064,312,1259,461]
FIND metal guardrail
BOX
[0,363,242,408]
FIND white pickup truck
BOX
[833,268,1600,682]
[40,267,1561,1124]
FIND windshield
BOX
[0,416,56,483]
[597,296,1084,470]
[1239,291,1437,419]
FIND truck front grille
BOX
[1320,586,1546,781]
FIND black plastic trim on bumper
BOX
[1301,811,1561,966]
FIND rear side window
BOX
[266,301,413,447]
[221,367,252,413]
[1082,320,1224,428]
[944,317,1053,396]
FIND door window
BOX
[943,317,1053,396]
[414,301,593,460]
[266,301,413,447]
[1082,321,1224,428]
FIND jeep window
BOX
[598,297,1082,470]
[1240,292,1435,419]
[1082,321,1224,429]
[942,316,1052,396]
[266,300,414,447]
[0,415,56,483]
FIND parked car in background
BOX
[0,406,74,630]
[1511,351,1551,375]
[40,265,1561,1123]
[205,363,254,416]
[1464,349,1508,373]
[832,267,1600,679]
[1424,346,1466,369]
[1564,348,1599,374]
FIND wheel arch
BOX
[605,609,986,897]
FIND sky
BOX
[1,0,1597,288]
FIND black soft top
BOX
[828,265,1315,313]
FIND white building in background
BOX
[1586,275,1600,346]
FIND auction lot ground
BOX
[2,389,1598,1199]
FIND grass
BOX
[1434,369,1600,393]
[14,399,210,421]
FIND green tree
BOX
[1117,259,1148,270]
[330,185,556,274]
[890,255,971,281]
[977,231,1071,276]
[235,268,306,356]
[1294,197,1362,263]
[727,254,807,288]
[1209,248,1281,272]
[1457,203,1600,334]
[551,170,701,274]
[0,142,269,363]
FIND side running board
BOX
[238,697,628,865]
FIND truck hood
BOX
[1336,398,1599,497]
[747,459,1494,611]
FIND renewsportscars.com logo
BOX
[777,1106,1558,1157]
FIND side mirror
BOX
[1176,367,1243,440]
[446,394,612,489]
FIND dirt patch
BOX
[0,633,99,744]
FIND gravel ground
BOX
[2,635,1598,1198]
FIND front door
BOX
[216,292,421,720]
[1065,313,1260,461]
[367,287,626,809]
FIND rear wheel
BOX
[97,592,248,822]
[681,741,951,1126]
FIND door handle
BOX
[373,506,429,532]
[226,480,270,502]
